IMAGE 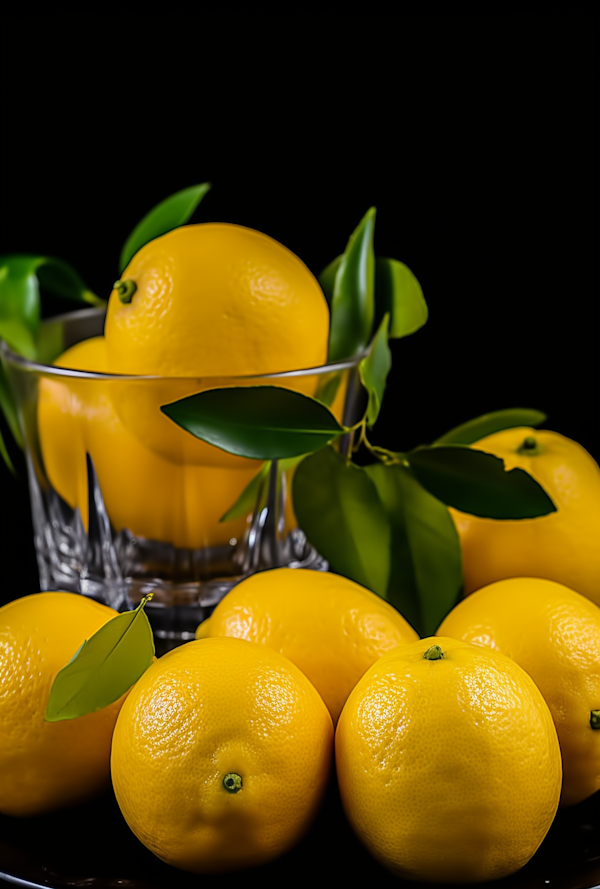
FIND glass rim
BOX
[0,307,368,382]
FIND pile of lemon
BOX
[1,221,600,884]
[2,560,600,882]
[37,222,332,549]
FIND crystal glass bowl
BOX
[0,308,363,650]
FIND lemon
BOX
[195,567,418,724]
[103,223,332,466]
[37,336,260,548]
[449,427,600,605]
[335,636,562,883]
[0,591,124,816]
[438,576,600,806]
[110,637,333,873]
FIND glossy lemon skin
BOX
[0,592,122,816]
[449,427,600,605]
[104,223,330,378]
[37,337,260,548]
[438,576,600,806]
[335,636,562,883]
[103,223,331,466]
[110,637,334,873]
[195,567,418,724]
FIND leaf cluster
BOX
[0,187,556,721]
[161,209,555,638]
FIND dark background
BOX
[0,8,597,597]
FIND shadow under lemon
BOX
[37,336,347,551]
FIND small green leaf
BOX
[0,257,41,358]
[328,208,376,362]
[434,408,547,446]
[220,461,271,522]
[0,256,101,360]
[318,255,342,307]
[220,455,304,522]
[292,446,391,595]
[314,373,342,409]
[359,314,392,426]
[0,317,37,360]
[406,445,557,519]
[162,386,347,461]
[375,257,428,339]
[0,427,15,474]
[35,257,103,306]
[364,462,462,636]
[119,183,211,273]
[0,361,22,449]
[45,596,155,722]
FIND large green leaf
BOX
[318,254,342,307]
[292,446,391,595]
[45,596,155,722]
[406,445,557,518]
[375,257,428,338]
[434,408,547,445]
[328,208,376,362]
[359,314,392,426]
[119,183,211,273]
[365,462,462,636]
[162,386,347,460]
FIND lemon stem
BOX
[517,435,541,456]
[223,773,243,793]
[423,644,444,660]
[113,279,137,304]
[590,711,600,730]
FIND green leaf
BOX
[0,361,23,449]
[220,455,304,522]
[45,596,155,722]
[0,427,15,474]
[359,314,392,426]
[220,461,271,522]
[35,257,103,306]
[0,255,101,360]
[328,208,376,362]
[364,462,462,636]
[375,257,428,339]
[0,257,41,358]
[318,255,342,307]
[162,386,347,460]
[406,445,557,519]
[434,408,547,446]
[119,183,211,273]
[292,446,391,595]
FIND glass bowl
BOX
[0,308,364,651]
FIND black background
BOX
[0,8,598,597]
[0,9,598,888]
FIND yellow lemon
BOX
[438,576,600,806]
[195,567,418,724]
[37,336,260,548]
[0,591,123,816]
[103,223,332,466]
[449,427,600,605]
[335,636,562,883]
[110,636,333,873]
[104,222,329,377]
